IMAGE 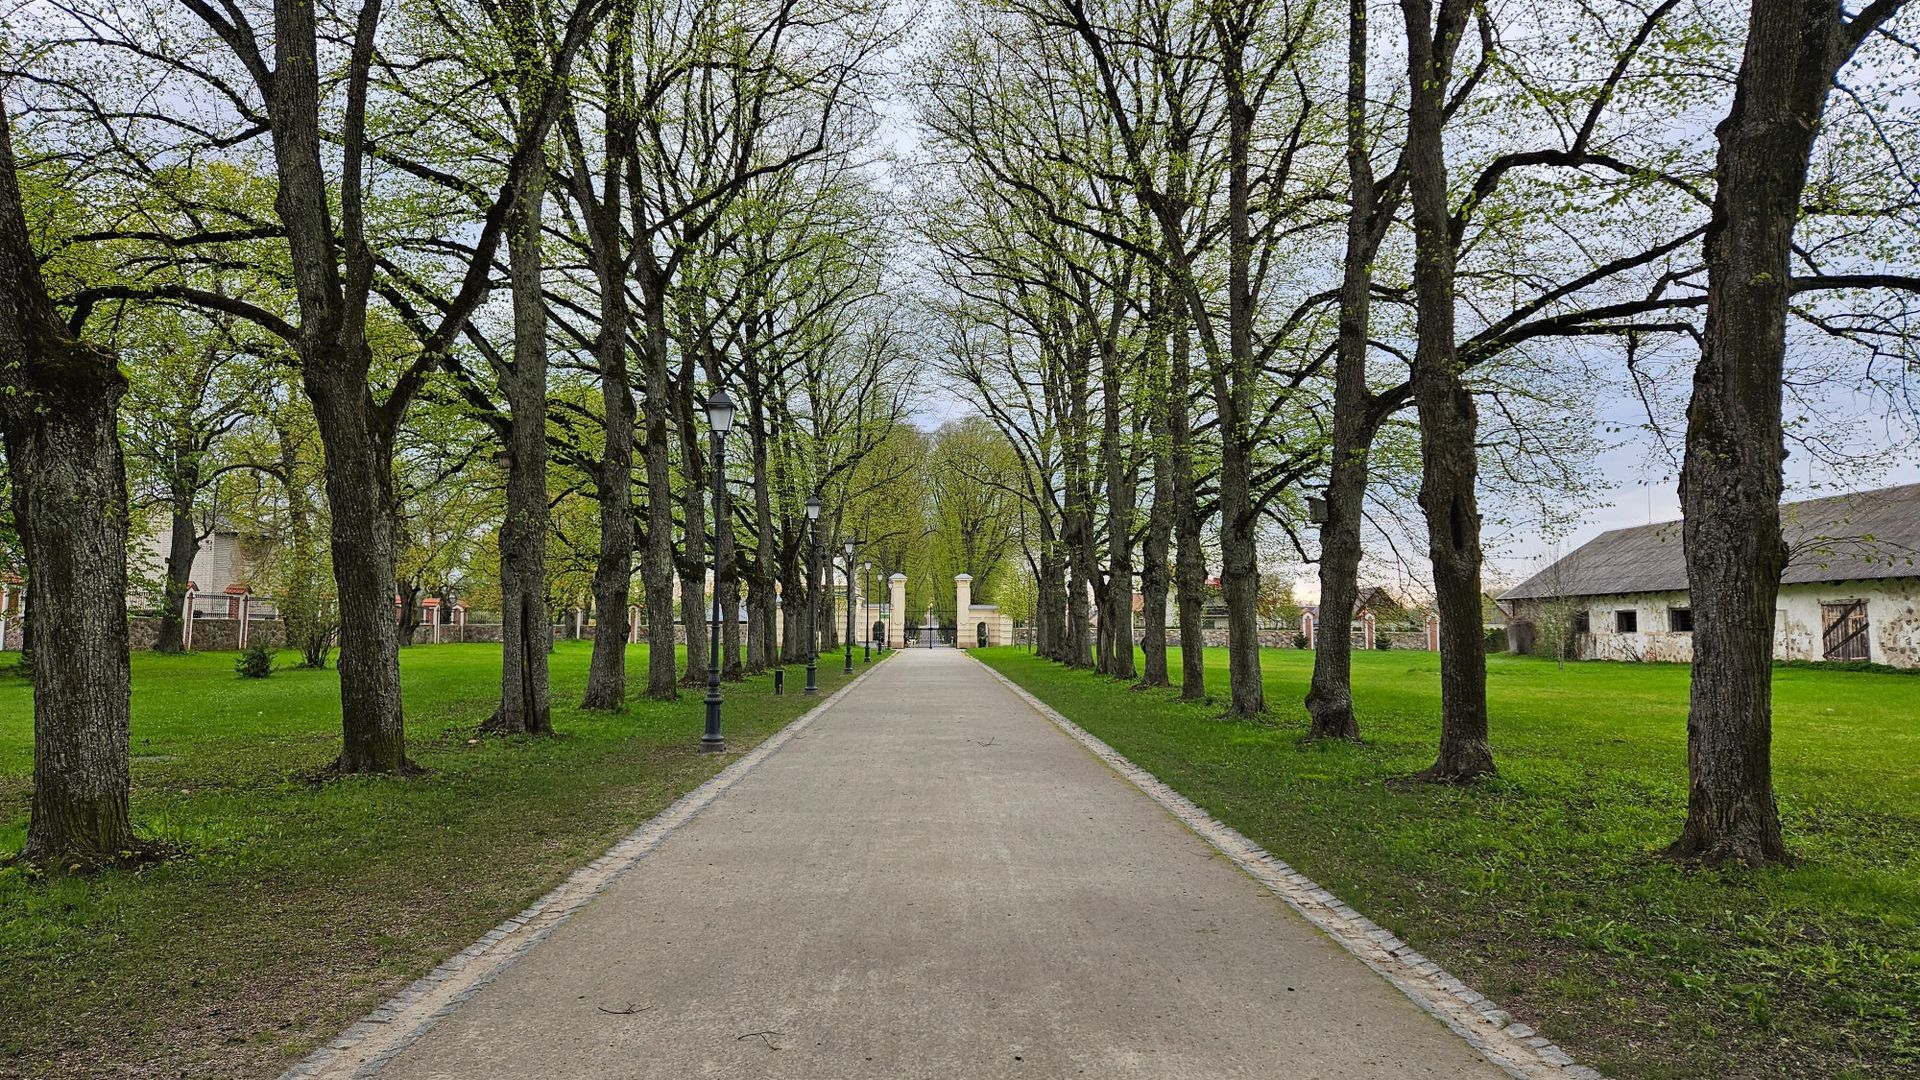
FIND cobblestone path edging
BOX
[974,656,1605,1080]
[277,660,889,1080]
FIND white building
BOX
[131,519,268,616]
[1502,483,1920,669]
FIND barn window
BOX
[1572,610,1590,634]
[1615,609,1638,633]
[1669,607,1693,632]
[1821,600,1870,661]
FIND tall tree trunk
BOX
[745,385,774,672]
[257,0,409,773]
[781,540,806,664]
[1306,0,1385,742]
[1169,327,1206,699]
[579,354,635,710]
[306,372,408,772]
[1038,540,1066,662]
[718,496,742,681]
[1404,0,1492,781]
[1214,17,1263,718]
[1668,0,1876,865]
[638,281,680,699]
[1063,521,1094,668]
[491,89,552,734]
[1216,463,1264,716]
[153,499,200,653]
[677,381,709,688]
[576,223,634,711]
[1138,376,1172,688]
[576,13,638,711]
[275,413,331,669]
[396,579,421,646]
[1,109,138,861]
[679,546,707,688]
[1101,341,1137,680]
[816,542,839,650]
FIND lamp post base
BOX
[703,694,724,752]
[804,660,818,694]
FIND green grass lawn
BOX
[0,642,862,1079]
[975,646,1919,1080]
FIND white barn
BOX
[1502,483,1920,669]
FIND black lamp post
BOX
[842,537,857,675]
[701,388,736,753]
[862,560,872,662]
[804,494,821,694]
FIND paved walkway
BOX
[373,648,1507,1079]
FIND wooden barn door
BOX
[1820,600,1870,661]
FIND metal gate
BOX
[907,605,956,647]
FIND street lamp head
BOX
[843,537,856,557]
[863,560,871,572]
[703,387,736,435]
[804,494,821,521]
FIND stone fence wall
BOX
[1004,627,1442,651]
[0,617,702,654]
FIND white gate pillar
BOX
[954,574,973,648]
[1363,609,1376,651]
[1301,609,1314,649]
[182,587,197,651]
[888,573,907,649]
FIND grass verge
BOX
[1,641,863,1079]
[975,646,1918,1080]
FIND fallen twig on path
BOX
[737,1029,787,1050]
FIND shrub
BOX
[1292,632,1309,650]
[1773,657,1917,676]
[235,644,273,679]
[1374,636,1392,650]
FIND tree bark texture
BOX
[574,18,639,711]
[1169,326,1207,699]
[1138,356,1172,687]
[1404,0,1493,781]
[492,93,553,734]
[676,381,709,688]
[1213,17,1264,718]
[153,502,201,654]
[1,104,139,862]
[1100,333,1137,680]
[1306,0,1386,742]
[639,284,680,700]
[1670,0,1872,865]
